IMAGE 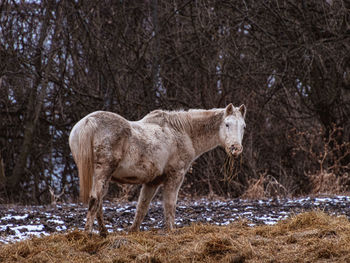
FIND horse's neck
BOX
[186,110,224,157]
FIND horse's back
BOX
[87,111,130,127]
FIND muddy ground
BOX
[1,195,350,244]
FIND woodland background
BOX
[0,0,349,204]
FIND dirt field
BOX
[1,195,350,244]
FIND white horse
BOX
[69,104,246,236]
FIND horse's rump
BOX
[69,111,131,203]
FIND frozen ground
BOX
[1,195,350,244]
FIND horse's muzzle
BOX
[229,144,243,157]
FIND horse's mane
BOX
[142,110,191,132]
[143,108,224,134]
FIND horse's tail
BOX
[69,116,98,204]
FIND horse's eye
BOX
[225,124,229,128]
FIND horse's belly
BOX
[112,158,164,184]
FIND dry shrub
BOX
[241,172,288,199]
[240,174,265,199]
[1,211,350,262]
[290,125,350,195]
[308,172,350,195]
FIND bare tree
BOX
[0,0,349,203]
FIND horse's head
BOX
[219,103,246,157]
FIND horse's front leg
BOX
[85,165,111,237]
[129,183,159,232]
[162,172,185,230]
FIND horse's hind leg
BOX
[162,173,185,230]
[96,198,108,237]
[85,165,111,237]
[129,183,159,232]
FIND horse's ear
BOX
[225,103,234,115]
[238,104,246,118]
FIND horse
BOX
[69,103,246,237]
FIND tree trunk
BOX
[7,2,57,193]
[0,153,5,187]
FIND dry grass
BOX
[1,211,350,262]
[308,171,350,195]
[241,172,289,200]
